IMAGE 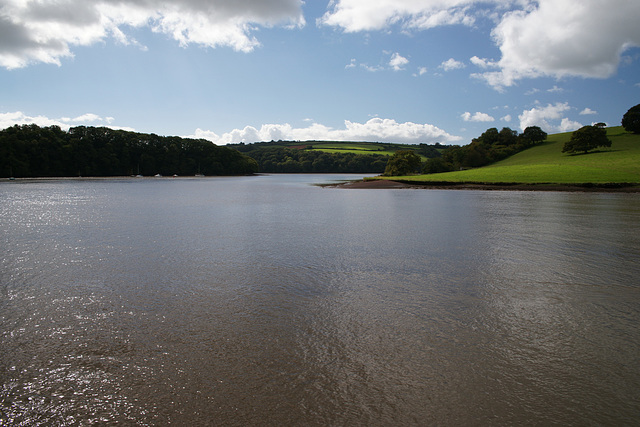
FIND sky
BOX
[1,0,639,145]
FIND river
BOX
[1,174,639,425]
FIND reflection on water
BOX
[1,175,639,425]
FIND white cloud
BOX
[63,113,103,123]
[518,102,582,133]
[559,117,583,132]
[547,85,563,93]
[478,0,640,89]
[188,118,462,145]
[0,0,305,69]
[501,114,512,122]
[389,52,409,71]
[1,112,461,144]
[345,58,357,69]
[320,1,640,89]
[579,107,598,115]
[470,55,496,69]
[318,0,477,32]
[0,111,134,131]
[461,111,495,122]
[418,66,428,75]
[360,63,384,72]
[440,58,465,71]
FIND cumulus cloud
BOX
[321,0,640,89]
[440,58,465,71]
[579,107,598,115]
[470,55,496,69]
[518,102,582,133]
[477,0,640,89]
[389,52,409,71]
[0,111,134,131]
[461,111,495,122]
[318,0,476,32]
[187,118,462,145]
[0,0,305,68]
[558,117,583,132]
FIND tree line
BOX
[244,147,389,173]
[420,126,547,174]
[0,124,258,178]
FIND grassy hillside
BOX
[386,127,640,184]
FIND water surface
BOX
[1,175,639,425]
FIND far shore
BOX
[328,179,640,192]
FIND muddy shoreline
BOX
[329,179,640,192]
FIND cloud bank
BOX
[188,118,462,145]
[0,0,305,68]
[0,111,134,131]
[0,112,461,145]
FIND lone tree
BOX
[383,150,422,176]
[520,126,547,144]
[622,103,640,134]
[562,125,611,154]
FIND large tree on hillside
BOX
[562,125,611,154]
[622,103,640,134]
[520,126,547,144]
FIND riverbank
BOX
[331,179,640,192]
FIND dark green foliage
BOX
[562,125,612,154]
[230,139,444,173]
[622,103,640,134]
[423,126,547,174]
[521,126,548,144]
[244,147,387,173]
[416,143,442,158]
[422,157,450,174]
[0,124,258,178]
[383,150,422,176]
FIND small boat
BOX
[154,173,162,177]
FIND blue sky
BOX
[1,0,639,145]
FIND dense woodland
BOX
[229,140,441,173]
[0,124,258,177]
[241,147,389,173]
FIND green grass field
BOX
[261,140,435,159]
[308,143,396,156]
[384,127,640,184]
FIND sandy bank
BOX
[330,179,640,192]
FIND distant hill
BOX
[228,140,443,173]
[384,127,640,185]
